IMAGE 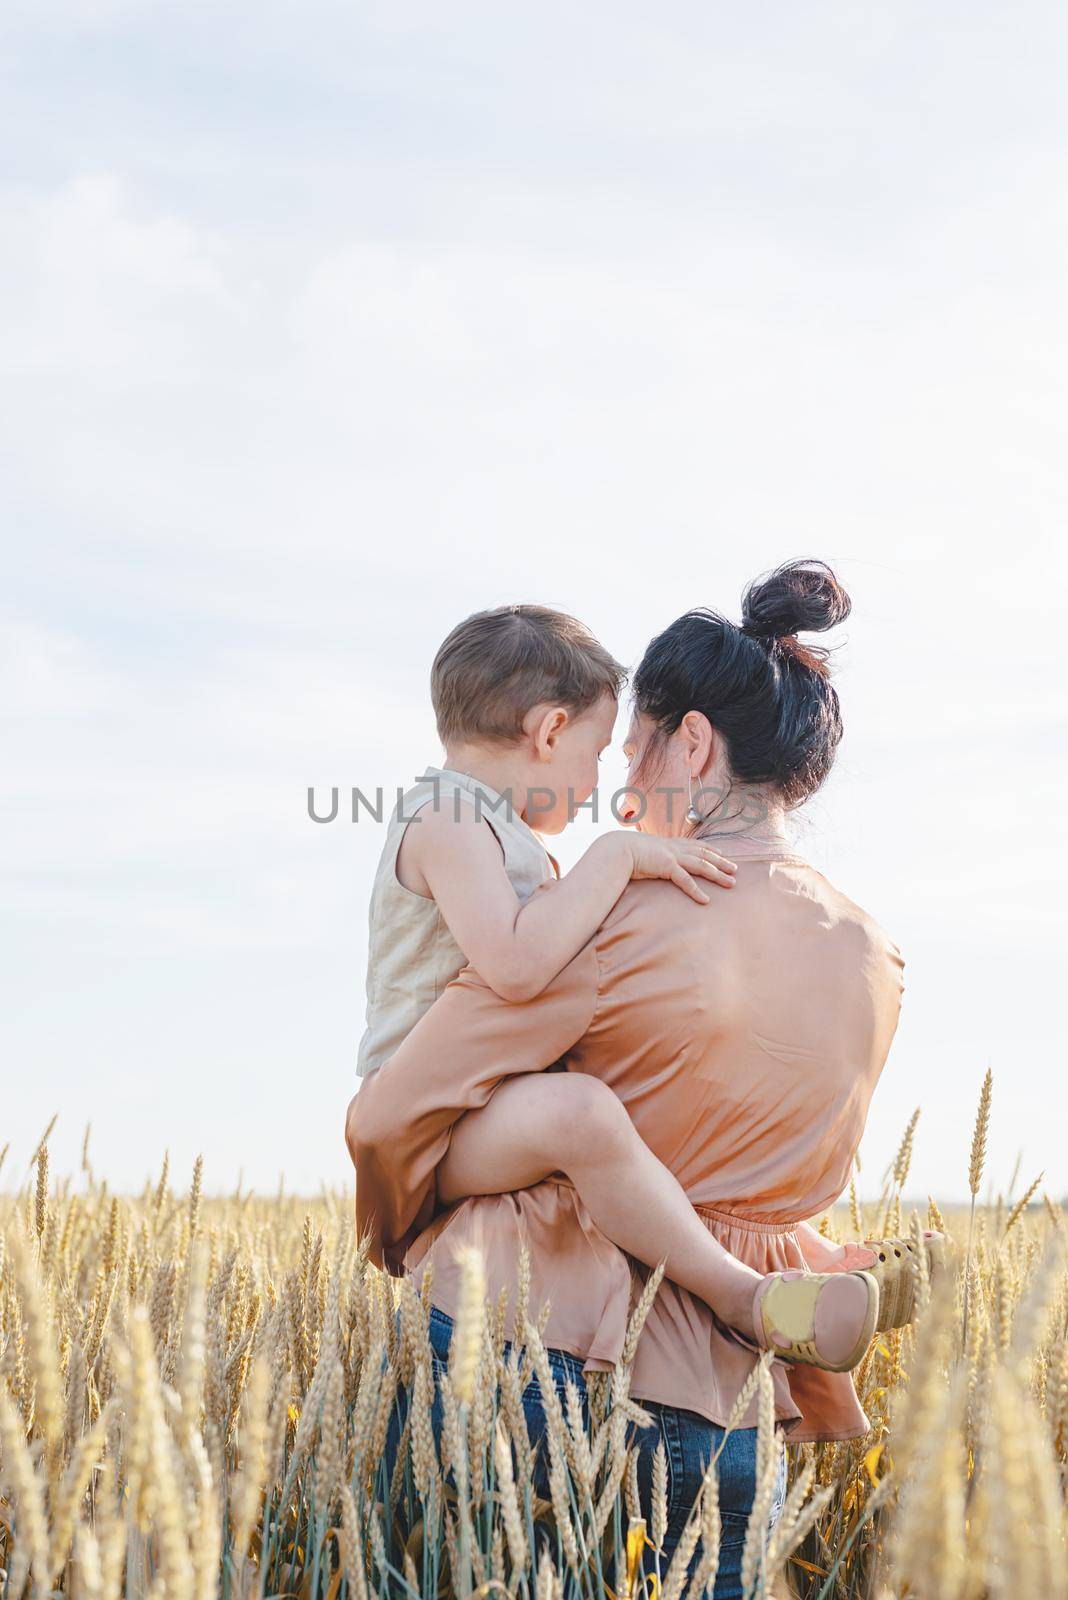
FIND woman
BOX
[348,559,905,1594]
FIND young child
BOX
[354,604,913,1370]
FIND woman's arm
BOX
[347,938,600,1270]
[403,800,734,1003]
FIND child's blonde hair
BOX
[431,604,626,746]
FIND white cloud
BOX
[2,175,230,378]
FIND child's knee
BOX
[545,1073,631,1160]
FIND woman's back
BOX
[576,849,905,1222]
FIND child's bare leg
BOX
[437,1072,764,1338]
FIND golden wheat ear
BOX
[2,1120,1063,1600]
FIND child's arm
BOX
[399,802,736,1003]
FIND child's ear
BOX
[528,703,569,762]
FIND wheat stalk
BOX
[964,1067,994,1346]
[0,1118,1063,1600]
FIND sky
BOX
[2,2,1067,1204]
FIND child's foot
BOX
[752,1269,880,1372]
[834,1240,879,1271]
[863,1231,952,1331]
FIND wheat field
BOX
[1,1081,1066,1600]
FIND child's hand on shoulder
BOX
[623,834,737,904]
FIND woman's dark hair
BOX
[631,559,852,808]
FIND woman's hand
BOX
[623,835,737,904]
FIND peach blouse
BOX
[352,849,905,1442]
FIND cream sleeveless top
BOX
[356,766,558,1079]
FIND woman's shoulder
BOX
[795,860,905,974]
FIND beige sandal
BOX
[752,1269,880,1372]
[863,1231,951,1331]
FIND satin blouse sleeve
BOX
[350,938,600,1270]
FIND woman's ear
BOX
[527,703,569,762]
[679,710,714,775]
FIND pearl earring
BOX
[685,774,703,825]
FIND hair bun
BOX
[740,559,851,641]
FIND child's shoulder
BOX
[390,769,489,828]
[395,767,555,896]
[398,782,507,865]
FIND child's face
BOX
[525,692,618,834]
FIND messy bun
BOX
[741,559,851,638]
[631,559,851,808]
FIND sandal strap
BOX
[864,1238,920,1330]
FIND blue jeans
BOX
[389,1306,787,1600]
